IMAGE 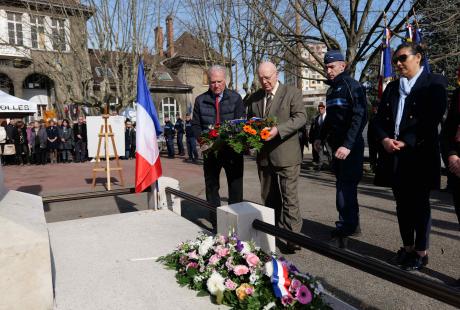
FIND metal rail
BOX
[164,187,217,213]
[42,187,136,204]
[252,219,460,308]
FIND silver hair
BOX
[207,65,227,78]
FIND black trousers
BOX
[392,186,431,251]
[451,176,460,225]
[33,148,47,165]
[203,149,244,207]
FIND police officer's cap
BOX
[324,50,345,64]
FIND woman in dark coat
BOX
[59,119,74,163]
[46,120,59,164]
[373,42,447,271]
[14,120,29,165]
[29,121,48,165]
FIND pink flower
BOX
[245,286,255,295]
[217,235,227,245]
[296,285,312,304]
[216,246,230,257]
[245,253,260,267]
[187,250,199,260]
[209,254,221,265]
[225,257,234,270]
[281,295,294,306]
[224,279,237,290]
[233,265,249,276]
[186,262,198,270]
[290,278,302,291]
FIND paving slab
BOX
[49,209,227,310]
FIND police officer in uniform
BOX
[175,113,185,156]
[185,113,198,162]
[314,50,367,241]
[163,115,175,158]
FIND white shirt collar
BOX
[266,81,280,97]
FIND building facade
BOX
[0,0,92,120]
[284,43,328,107]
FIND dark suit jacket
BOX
[246,83,306,167]
[373,70,447,189]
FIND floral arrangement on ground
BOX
[198,117,277,155]
[157,233,331,309]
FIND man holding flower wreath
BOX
[192,65,245,226]
[246,61,307,253]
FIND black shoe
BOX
[454,279,460,287]
[286,242,301,252]
[402,253,428,271]
[350,225,362,237]
[391,248,411,266]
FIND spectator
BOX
[175,113,185,156]
[29,120,48,165]
[184,113,198,162]
[124,120,135,159]
[310,103,331,171]
[0,121,6,165]
[46,120,60,164]
[14,120,29,165]
[163,115,175,158]
[4,119,17,165]
[73,116,87,163]
[59,119,74,163]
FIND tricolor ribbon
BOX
[270,257,291,298]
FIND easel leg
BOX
[108,124,125,187]
[92,125,104,190]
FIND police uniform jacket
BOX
[175,118,185,134]
[373,70,447,189]
[321,71,368,181]
[163,121,175,139]
[185,120,194,138]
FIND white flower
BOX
[263,261,274,277]
[193,275,204,284]
[206,272,226,296]
[249,273,259,284]
[240,241,251,254]
[198,236,214,256]
[263,302,276,310]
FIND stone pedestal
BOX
[217,202,276,254]
[157,176,181,215]
[0,190,53,310]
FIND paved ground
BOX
[3,152,460,309]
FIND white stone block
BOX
[157,176,181,215]
[217,202,275,254]
[0,190,54,310]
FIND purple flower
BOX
[281,295,294,306]
[296,285,312,305]
[236,240,244,252]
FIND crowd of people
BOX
[0,116,89,165]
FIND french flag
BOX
[135,60,163,193]
[271,258,291,298]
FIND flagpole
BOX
[147,183,158,210]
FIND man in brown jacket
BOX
[246,61,307,252]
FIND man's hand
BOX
[335,146,351,160]
[77,134,82,139]
[313,139,322,152]
[263,126,278,141]
[448,155,460,177]
[382,138,405,153]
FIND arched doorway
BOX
[0,73,13,95]
[23,73,55,119]
[159,97,178,124]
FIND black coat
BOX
[373,70,447,189]
[191,88,244,138]
[441,87,460,159]
[73,123,87,142]
[309,113,325,143]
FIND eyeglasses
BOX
[392,53,414,65]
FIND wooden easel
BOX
[91,107,125,190]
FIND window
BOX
[7,12,23,46]
[51,18,66,51]
[160,97,178,124]
[155,71,173,81]
[202,70,209,85]
[30,15,45,49]
[95,67,114,78]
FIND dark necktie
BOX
[215,96,220,124]
[264,94,273,117]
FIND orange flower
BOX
[243,125,253,134]
[235,283,254,301]
[250,128,257,135]
[260,129,270,140]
